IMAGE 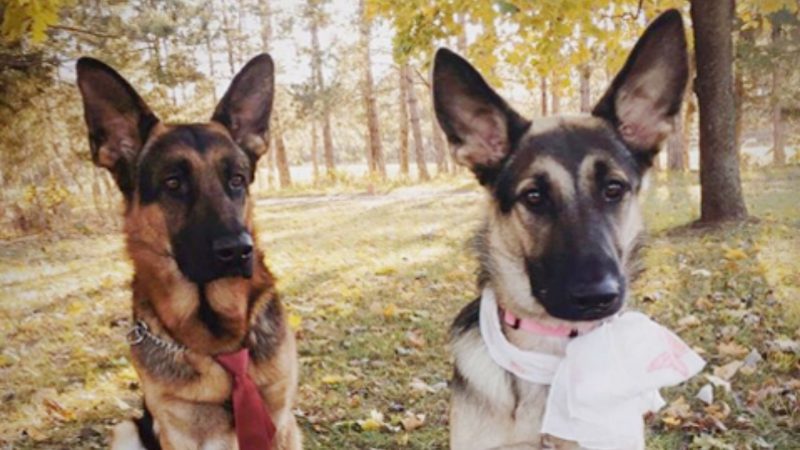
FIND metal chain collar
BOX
[126,319,187,354]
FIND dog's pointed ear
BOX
[212,53,275,165]
[77,57,159,196]
[592,9,688,167]
[432,48,530,185]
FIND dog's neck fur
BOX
[127,229,276,356]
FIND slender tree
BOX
[307,0,335,176]
[397,65,410,176]
[404,63,429,181]
[258,0,290,187]
[690,0,748,223]
[770,24,786,166]
[579,65,591,112]
[540,77,548,116]
[358,0,386,178]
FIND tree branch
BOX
[50,24,121,39]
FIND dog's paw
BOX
[110,420,146,450]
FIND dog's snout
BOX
[569,275,620,307]
[212,232,254,271]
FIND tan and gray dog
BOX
[432,10,689,450]
[77,54,301,449]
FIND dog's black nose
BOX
[569,275,620,307]
[212,232,254,267]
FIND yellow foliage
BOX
[1,0,66,43]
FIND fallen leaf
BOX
[724,248,748,261]
[705,374,732,393]
[400,412,426,431]
[322,374,344,385]
[288,313,303,331]
[714,360,743,381]
[717,342,748,358]
[383,304,397,320]
[678,315,701,327]
[405,330,426,348]
[696,384,714,405]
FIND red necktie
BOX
[215,348,276,450]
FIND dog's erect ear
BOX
[432,48,530,185]
[592,9,688,167]
[77,57,159,196]
[212,53,275,165]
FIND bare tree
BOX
[258,0,290,187]
[771,25,786,166]
[308,0,336,176]
[359,0,386,178]
[403,63,429,181]
[397,65,410,176]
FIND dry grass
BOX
[1,168,798,449]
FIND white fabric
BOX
[478,287,705,450]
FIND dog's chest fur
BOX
[450,298,580,450]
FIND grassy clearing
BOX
[0,168,798,449]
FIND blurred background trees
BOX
[1,0,798,236]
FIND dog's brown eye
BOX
[229,174,245,189]
[164,177,181,192]
[523,188,546,208]
[603,180,627,202]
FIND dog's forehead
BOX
[140,123,239,165]
[510,116,639,179]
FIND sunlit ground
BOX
[0,168,798,449]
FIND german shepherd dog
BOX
[432,10,688,449]
[77,54,301,449]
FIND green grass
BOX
[1,168,798,449]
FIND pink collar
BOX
[502,308,579,338]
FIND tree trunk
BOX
[309,6,335,175]
[404,64,429,181]
[220,0,236,76]
[263,145,274,190]
[432,116,448,175]
[540,77,548,116]
[579,65,591,113]
[456,13,468,54]
[551,77,560,115]
[398,64,410,176]
[682,97,695,170]
[203,25,217,102]
[666,115,686,171]
[273,116,292,188]
[258,0,275,190]
[311,121,320,183]
[237,0,247,67]
[734,67,744,155]
[359,0,385,179]
[771,26,786,166]
[690,0,748,223]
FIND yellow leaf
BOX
[360,418,383,432]
[358,409,385,432]
[661,416,681,427]
[321,374,344,385]
[383,303,397,319]
[288,313,302,331]
[724,248,747,261]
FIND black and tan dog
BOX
[433,10,688,449]
[77,54,301,449]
